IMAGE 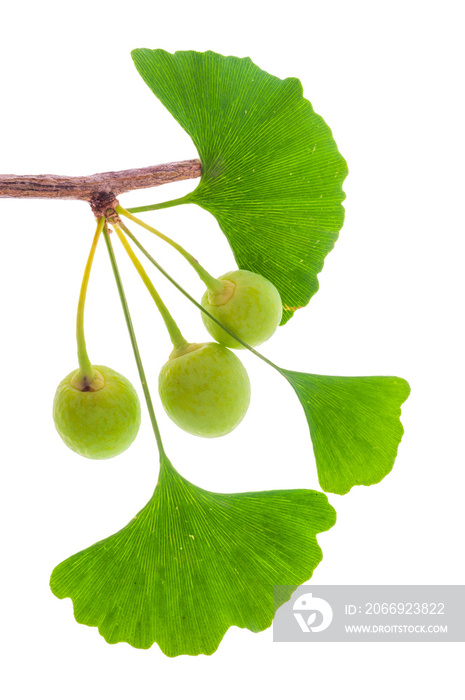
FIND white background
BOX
[1,1,463,698]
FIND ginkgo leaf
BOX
[120,229,411,497]
[50,457,336,657]
[131,49,348,324]
[281,370,411,495]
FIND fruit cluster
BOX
[53,212,283,456]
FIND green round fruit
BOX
[201,270,282,349]
[158,342,251,438]
[53,365,141,459]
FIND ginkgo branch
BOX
[0,158,201,216]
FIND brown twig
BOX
[0,158,202,216]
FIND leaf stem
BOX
[125,194,192,215]
[113,222,188,350]
[103,225,166,460]
[119,225,281,373]
[75,216,105,382]
[116,206,224,294]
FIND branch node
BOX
[90,192,120,219]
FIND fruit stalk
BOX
[113,223,188,351]
[116,207,224,294]
[75,217,105,385]
[103,225,166,460]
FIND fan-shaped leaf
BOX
[282,370,411,494]
[121,230,411,498]
[131,49,348,323]
[50,457,336,657]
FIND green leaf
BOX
[131,49,348,324]
[282,371,411,495]
[120,230,411,498]
[50,457,336,657]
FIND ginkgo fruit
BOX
[200,270,282,349]
[158,342,251,437]
[53,365,141,459]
